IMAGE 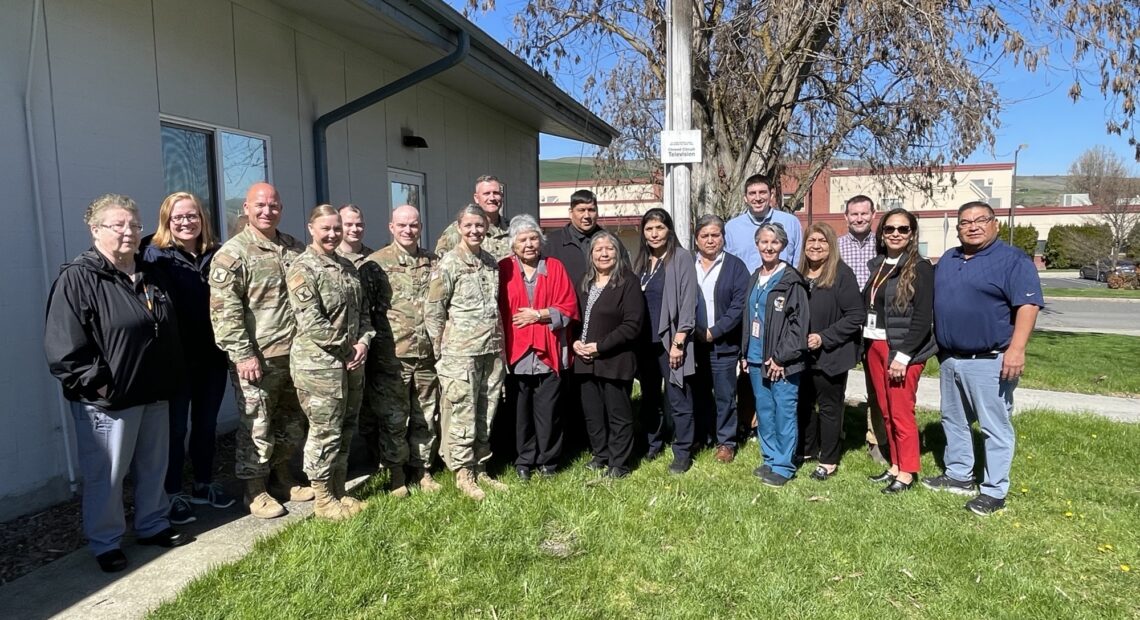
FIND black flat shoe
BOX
[96,549,127,573]
[810,465,835,481]
[868,470,896,483]
[882,477,916,494]
[137,527,191,548]
[516,467,532,481]
[585,456,606,471]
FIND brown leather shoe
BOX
[714,445,735,463]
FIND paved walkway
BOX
[1,381,1136,619]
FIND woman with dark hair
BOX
[691,214,750,463]
[286,205,375,520]
[143,192,233,526]
[45,194,190,573]
[740,222,810,487]
[634,208,699,474]
[863,208,936,494]
[499,214,580,480]
[796,222,863,480]
[572,231,644,478]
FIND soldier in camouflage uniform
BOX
[334,204,380,466]
[287,205,375,521]
[209,183,311,519]
[361,205,441,497]
[426,205,509,501]
[434,175,512,260]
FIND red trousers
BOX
[865,339,924,473]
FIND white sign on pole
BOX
[660,130,702,164]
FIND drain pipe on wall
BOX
[314,29,470,203]
[26,0,79,495]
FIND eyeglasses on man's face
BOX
[957,215,996,229]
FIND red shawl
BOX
[498,255,580,374]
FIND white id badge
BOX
[751,319,761,338]
[866,313,877,330]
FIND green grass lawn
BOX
[921,331,1140,397]
[1042,288,1140,299]
[153,409,1139,619]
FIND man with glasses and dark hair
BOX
[923,201,1043,516]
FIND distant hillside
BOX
[539,157,654,183]
[1016,175,1072,206]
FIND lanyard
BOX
[640,256,664,290]
[867,261,896,310]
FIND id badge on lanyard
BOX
[865,311,877,331]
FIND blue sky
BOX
[454,2,1139,176]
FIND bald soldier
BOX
[360,205,442,495]
[434,175,511,260]
[210,183,313,519]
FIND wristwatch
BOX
[672,339,685,350]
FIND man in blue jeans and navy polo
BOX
[923,201,1043,516]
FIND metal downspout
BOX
[313,29,470,203]
[26,0,79,494]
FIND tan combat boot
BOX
[389,465,409,498]
[332,469,368,516]
[476,467,509,492]
[311,480,352,521]
[271,461,315,502]
[416,467,441,493]
[244,477,286,519]
[455,467,485,501]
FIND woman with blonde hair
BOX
[143,192,233,526]
[286,205,375,520]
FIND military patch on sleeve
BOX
[210,267,232,284]
[295,284,315,304]
[287,271,316,305]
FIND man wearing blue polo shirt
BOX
[724,174,803,271]
[923,201,1043,516]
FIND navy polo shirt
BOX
[933,240,1044,354]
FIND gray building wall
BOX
[1,0,539,521]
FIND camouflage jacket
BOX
[434,219,511,261]
[335,244,374,269]
[361,242,437,360]
[209,227,304,361]
[286,246,375,371]
[426,244,503,357]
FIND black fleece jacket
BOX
[45,249,184,410]
[740,265,811,375]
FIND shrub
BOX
[998,223,1039,258]
[1044,224,1112,268]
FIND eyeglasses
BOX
[957,215,996,229]
[99,223,143,234]
[170,214,201,224]
[881,225,912,235]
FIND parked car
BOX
[1079,258,1137,282]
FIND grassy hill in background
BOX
[539,157,654,183]
[1016,175,1072,206]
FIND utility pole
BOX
[664,0,693,248]
[1008,143,1027,244]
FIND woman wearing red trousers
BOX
[862,208,935,494]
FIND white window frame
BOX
[388,167,426,210]
[159,114,273,240]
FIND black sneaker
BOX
[516,466,532,481]
[668,458,692,475]
[191,482,236,508]
[965,494,1006,516]
[921,474,976,496]
[538,466,557,478]
[95,549,128,573]
[760,470,789,488]
[585,456,606,471]
[605,467,630,479]
[168,493,196,525]
[753,464,772,479]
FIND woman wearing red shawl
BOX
[499,214,580,480]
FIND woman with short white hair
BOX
[45,193,191,573]
[498,214,579,479]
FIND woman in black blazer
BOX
[692,214,751,462]
[572,232,645,478]
[796,223,864,480]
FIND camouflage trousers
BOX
[437,353,505,471]
[230,356,306,480]
[294,366,364,482]
[363,356,440,469]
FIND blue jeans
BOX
[693,347,739,448]
[165,365,228,493]
[749,364,800,479]
[72,400,171,555]
[938,355,1017,499]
